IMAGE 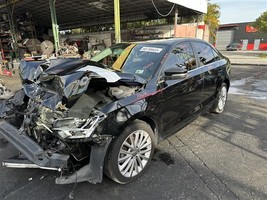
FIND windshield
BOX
[91,43,167,80]
[121,44,166,79]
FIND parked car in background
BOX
[0,38,231,185]
[226,42,242,51]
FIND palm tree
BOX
[204,3,221,42]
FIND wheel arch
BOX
[119,110,159,144]
[105,104,159,143]
[224,78,230,91]
[216,77,230,93]
[104,114,157,184]
[137,116,159,144]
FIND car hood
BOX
[20,58,145,85]
[19,58,144,110]
[44,59,105,76]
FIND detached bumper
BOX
[0,120,69,170]
[0,120,112,184]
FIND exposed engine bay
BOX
[0,59,143,184]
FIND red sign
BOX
[246,25,258,33]
[198,25,206,30]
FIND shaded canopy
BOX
[0,0,205,30]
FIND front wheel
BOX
[105,120,155,184]
[212,83,228,113]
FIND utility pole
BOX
[114,0,121,43]
[174,5,178,37]
[49,0,60,55]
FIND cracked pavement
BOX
[0,64,267,200]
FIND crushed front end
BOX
[0,59,141,184]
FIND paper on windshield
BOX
[140,47,163,53]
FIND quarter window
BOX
[163,42,197,71]
[193,42,218,66]
[212,49,221,62]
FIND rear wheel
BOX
[105,120,155,184]
[212,83,228,113]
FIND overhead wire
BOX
[151,0,175,17]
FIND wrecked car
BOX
[0,38,231,184]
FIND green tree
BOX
[203,3,220,42]
[253,11,267,33]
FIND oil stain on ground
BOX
[0,138,8,149]
[153,149,175,166]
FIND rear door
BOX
[191,42,222,105]
[158,42,204,138]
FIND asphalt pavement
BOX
[0,64,267,200]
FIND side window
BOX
[193,42,218,66]
[163,42,197,71]
[212,49,221,62]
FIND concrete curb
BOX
[230,62,267,66]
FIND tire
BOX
[105,120,155,184]
[212,83,228,114]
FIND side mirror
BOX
[164,67,187,77]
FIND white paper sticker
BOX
[135,70,144,74]
[140,47,163,53]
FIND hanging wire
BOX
[151,0,175,17]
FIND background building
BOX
[216,22,267,51]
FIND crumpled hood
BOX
[19,58,144,110]
[44,59,105,76]
[19,60,47,83]
[19,59,106,82]
[19,58,145,85]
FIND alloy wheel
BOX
[118,130,152,178]
[218,86,227,111]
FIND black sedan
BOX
[0,38,231,185]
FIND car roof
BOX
[133,38,208,46]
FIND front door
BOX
[242,39,248,50]
[158,42,204,138]
[254,39,260,50]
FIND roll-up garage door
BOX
[215,30,234,50]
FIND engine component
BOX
[109,86,137,99]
